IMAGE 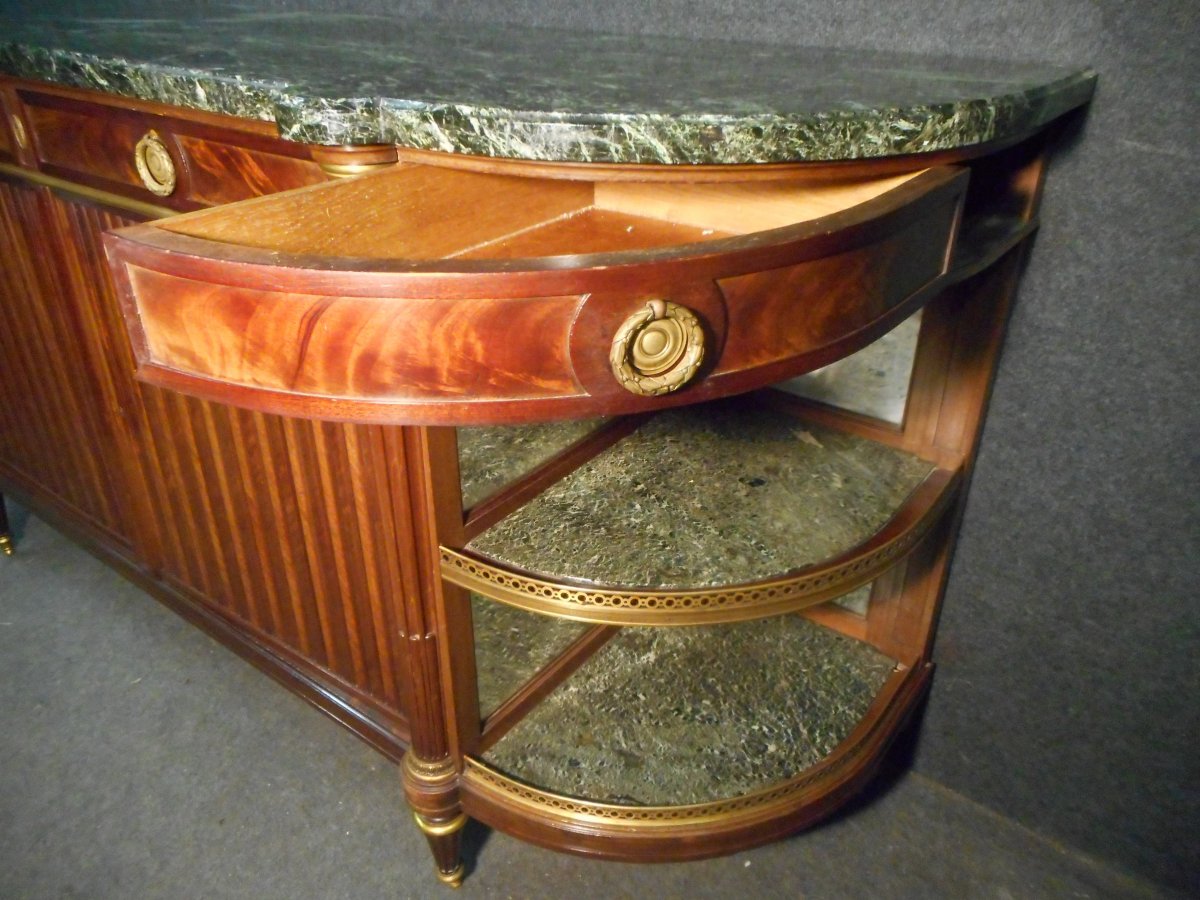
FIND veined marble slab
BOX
[458,419,605,510]
[0,4,1095,163]
[471,595,591,716]
[467,401,934,589]
[483,614,895,805]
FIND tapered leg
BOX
[403,753,466,887]
[387,425,479,887]
[0,493,13,556]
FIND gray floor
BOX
[0,509,1177,900]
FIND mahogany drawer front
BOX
[175,134,327,206]
[105,163,967,425]
[13,87,326,209]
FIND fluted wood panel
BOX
[0,177,408,731]
[0,179,135,548]
[133,392,406,713]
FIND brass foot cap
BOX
[436,863,465,888]
[0,534,13,556]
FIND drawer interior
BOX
[156,163,923,261]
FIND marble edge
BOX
[362,71,1098,164]
[0,40,1097,164]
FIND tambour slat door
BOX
[0,179,141,550]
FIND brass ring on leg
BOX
[412,810,468,838]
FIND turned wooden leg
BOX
[0,493,13,556]
[403,752,466,887]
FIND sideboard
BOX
[0,11,1094,887]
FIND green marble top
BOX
[0,3,1095,164]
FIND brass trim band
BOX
[0,162,174,219]
[317,160,400,178]
[435,863,465,888]
[412,810,469,838]
[441,470,957,626]
[403,752,458,785]
[463,755,841,828]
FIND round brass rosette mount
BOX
[609,299,705,396]
[134,130,177,197]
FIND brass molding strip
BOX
[317,160,400,178]
[461,664,919,830]
[442,468,959,626]
[309,143,399,178]
[0,162,174,220]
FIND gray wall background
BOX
[285,2,1196,890]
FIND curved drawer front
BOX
[105,163,966,425]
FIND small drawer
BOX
[175,133,326,206]
[105,161,967,424]
[15,88,325,209]
[20,90,174,197]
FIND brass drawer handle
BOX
[9,114,27,151]
[134,130,177,197]
[609,299,705,396]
